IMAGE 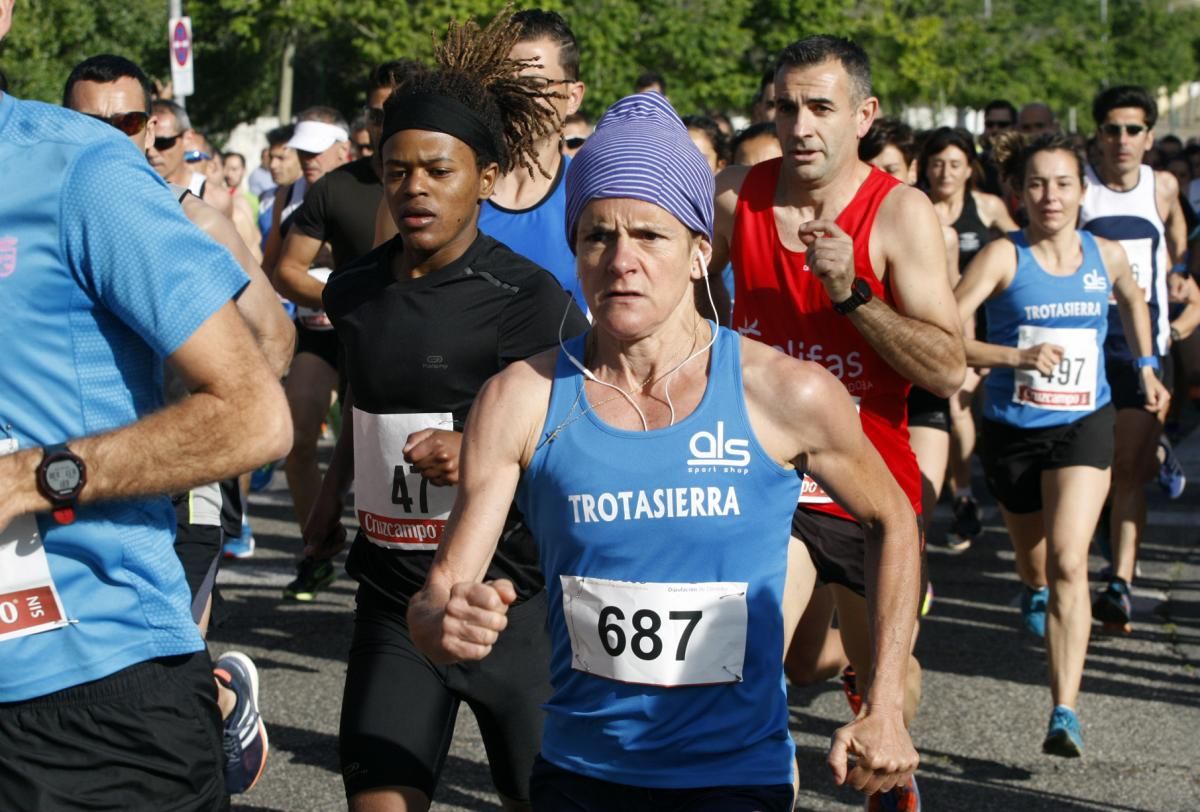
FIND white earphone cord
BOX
[556,251,719,431]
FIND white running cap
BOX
[286,120,348,154]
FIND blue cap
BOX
[564,92,715,252]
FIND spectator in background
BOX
[634,69,666,96]
[1018,102,1057,136]
[683,114,730,175]
[223,151,247,191]
[348,110,373,159]
[751,69,777,123]
[256,125,301,250]
[979,98,1017,196]
[1158,134,1183,161]
[708,110,734,137]
[150,99,233,216]
[561,111,590,157]
[731,121,781,166]
[247,146,275,198]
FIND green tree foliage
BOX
[2,0,1197,136]
[0,0,165,104]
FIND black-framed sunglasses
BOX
[1101,123,1146,138]
[153,132,184,151]
[564,136,587,150]
[87,111,148,137]
[984,119,1012,129]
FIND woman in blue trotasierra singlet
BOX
[406,91,924,811]
[954,131,1167,760]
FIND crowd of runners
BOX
[3,1,1200,810]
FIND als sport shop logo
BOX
[1083,269,1108,293]
[0,237,16,279]
[688,421,750,473]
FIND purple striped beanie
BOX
[564,92,715,251]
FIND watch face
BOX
[45,458,81,494]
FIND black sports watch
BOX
[36,444,87,525]
[833,277,874,315]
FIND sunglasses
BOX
[184,150,211,163]
[1101,123,1146,137]
[564,136,587,149]
[87,111,148,137]
[153,132,184,152]
[984,119,1012,129]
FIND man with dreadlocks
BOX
[301,10,587,812]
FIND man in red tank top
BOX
[709,36,965,811]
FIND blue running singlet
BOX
[984,231,1112,429]
[516,326,801,789]
[479,155,584,310]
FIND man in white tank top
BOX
[1078,85,1194,632]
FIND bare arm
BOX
[975,190,1019,234]
[261,184,289,280]
[807,186,965,397]
[1168,274,1200,341]
[0,302,292,528]
[701,165,749,325]
[952,240,1045,370]
[1103,238,1170,413]
[229,194,264,265]
[182,196,294,378]
[744,341,919,790]
[408,354,553,664]
[1157,170,1187,265]
[274,230,327,310]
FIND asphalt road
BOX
[212,428,1200,812]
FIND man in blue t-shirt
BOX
[0,2,291,807]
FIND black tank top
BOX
[954,192,991,273]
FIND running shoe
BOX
[1021,585,1048,638]
[283,556,336,601]
[866,775,921,812]
[1157,435,1186,499]
[946,495,981,551]
[1092,577,1132,631]
[249,462,276,493]
[841,665,863,717]
[223,518,256,559]
[1042,705,1083,758]
[920,581,934,618]
[213,651,269,793]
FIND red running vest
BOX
[730,158,922,520]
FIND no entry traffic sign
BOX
[169,16,194,97]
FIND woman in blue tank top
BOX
[954,131,1167,759]
[406,91,924,811]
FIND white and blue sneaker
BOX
[223,518,256,559]
[214,651,269,793]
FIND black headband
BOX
[380,92,502,166]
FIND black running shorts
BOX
[979,403,1115,515]
[530,755,795,812]
[339,585,551,803]
[173,497,223,625]
[1106,355,1172,411]
[907,386,951,432]
[792,507,927,607]
[294,320,342,371]
[0,651,226,812]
